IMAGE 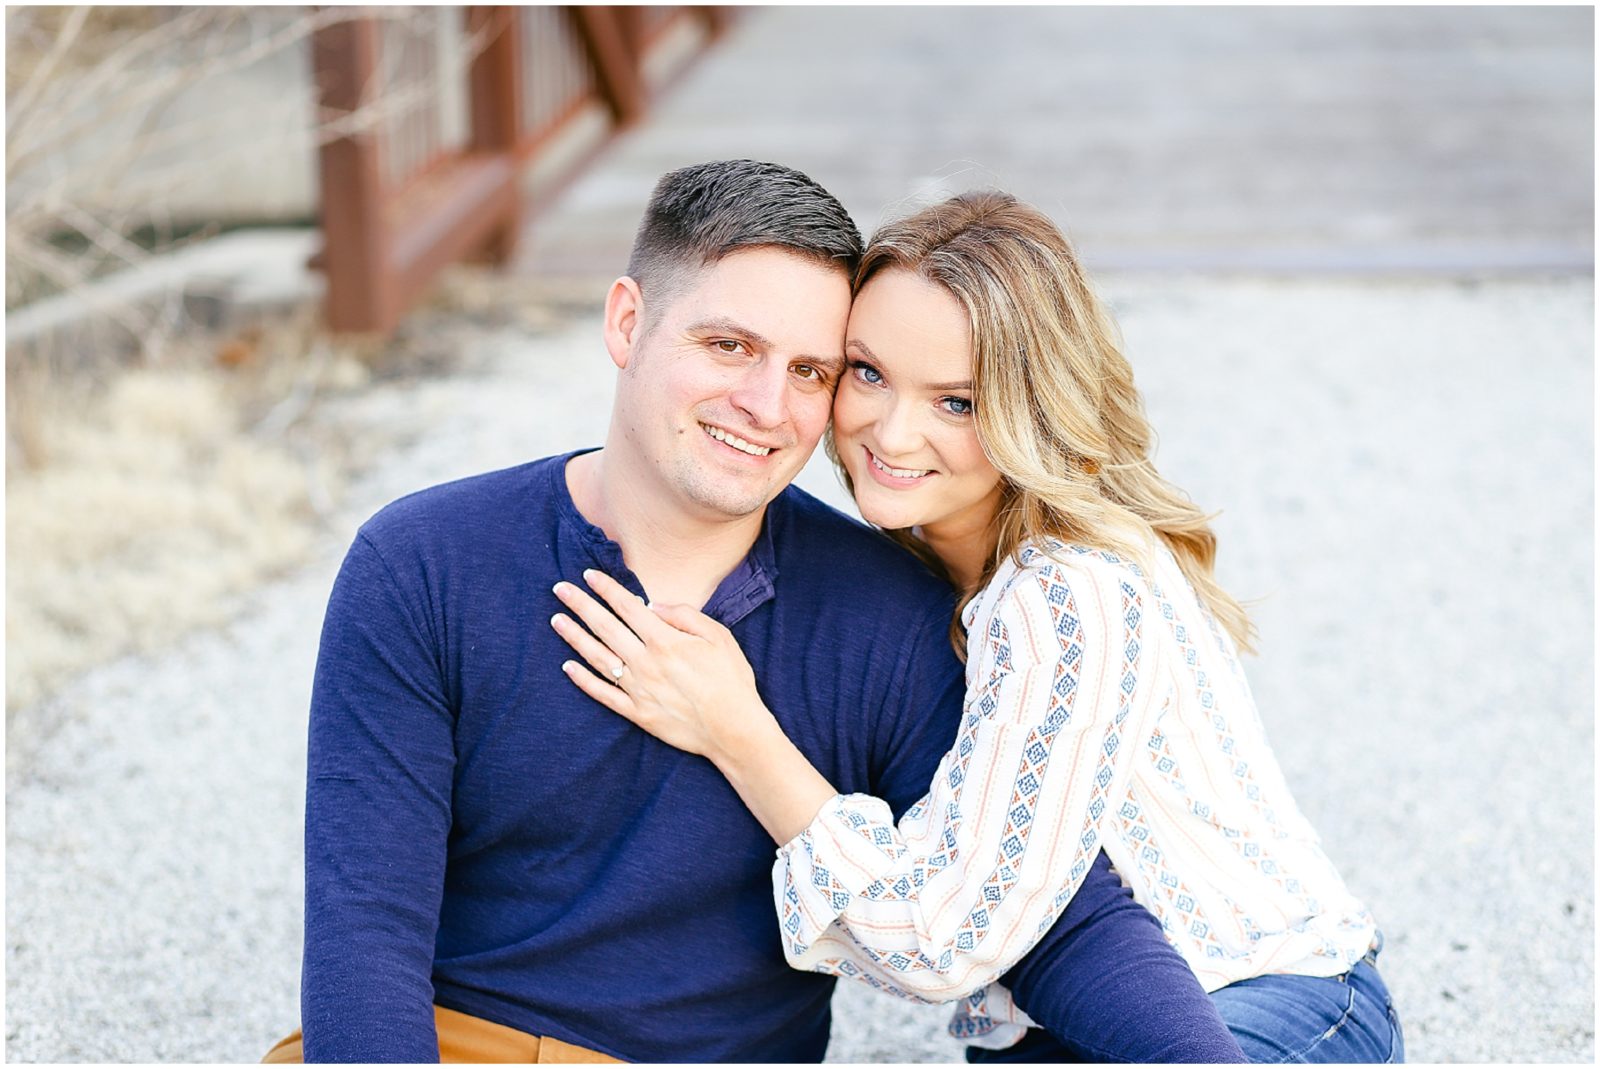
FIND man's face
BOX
[612,247,852,521]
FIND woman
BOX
[551,192,1403,1062]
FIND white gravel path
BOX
[6,275,1592,1062]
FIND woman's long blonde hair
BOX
[833,191,1256,658]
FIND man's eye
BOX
[714,339,744,354]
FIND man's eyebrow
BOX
[692,317,844,375]
[803,352,846,376]
[685,317,772,350]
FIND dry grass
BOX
[5,309,375,713]
[5,267,586,715]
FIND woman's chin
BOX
[846,462,928,529]
[854,498,919,532]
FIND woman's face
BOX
[833,269,1003,538]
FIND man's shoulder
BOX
[357,453,573,550]
[769,485,954,609]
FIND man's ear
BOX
[603,276,645,370]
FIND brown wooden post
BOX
[313,15,392,334]
[572,7,646,126]
[697,6,734,41]
[612,6,643,60]
[466,6,523,263]
[310,3,732,336]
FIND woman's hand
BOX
[551,568,841,845]
[551,569,767,765]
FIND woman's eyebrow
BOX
[846,339,969,390]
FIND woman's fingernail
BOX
[582,568,597,582]
[553,582,568,596]
[561,661,575,674]
[551,613,565,628]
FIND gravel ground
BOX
[6,274,1591,1063]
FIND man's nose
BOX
[727,360,789,429]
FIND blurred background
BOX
[5,6,1593,1062]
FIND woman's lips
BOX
[862,445,934,488]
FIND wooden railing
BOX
[312,6,728,334]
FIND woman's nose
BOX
[872,398,923,456]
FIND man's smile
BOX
[700,422,776,457]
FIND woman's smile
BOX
[862,445,936,486]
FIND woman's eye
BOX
[850,361,883,385]
[940,396,974,417]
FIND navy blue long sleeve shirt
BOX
[300,450,1240,1062]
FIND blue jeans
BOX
[1210,947,1404,1063]
[967,943,1404,1064]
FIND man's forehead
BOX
[697,246,851,287]
[669,250,850,325]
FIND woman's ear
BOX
[603,276,645,370]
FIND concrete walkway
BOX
[515,6,1593,283]
[6,7,1593,1063]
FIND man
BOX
[276,160,1241,1063]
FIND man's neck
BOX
[565,448,768,609]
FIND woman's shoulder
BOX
[997,537,1159,607]
[1018,536,1155,580]
[966,538,1156,655]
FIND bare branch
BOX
[4,4,491,326]
[7,7,380,179]
[5,235,153,339]
[6,8,219,172]
[5,5,90,126]
[53,202,153,273]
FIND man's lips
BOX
[701,422,777,457]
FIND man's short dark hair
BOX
[626,159,863,320]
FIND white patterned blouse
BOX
[774,537,1377,1047]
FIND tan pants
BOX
[262,1004,622,1063]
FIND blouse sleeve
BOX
[773,558,1167,1003]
